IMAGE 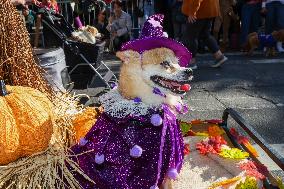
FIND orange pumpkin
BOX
[0,80,54,165]
[72,107,102,142]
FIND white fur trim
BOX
[99,89,159,118]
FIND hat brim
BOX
[121,37,192,67]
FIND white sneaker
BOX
[211,55,228,68]
[277,42,284,52]
[188,63,198,70]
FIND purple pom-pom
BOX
[151,114,163,126]
[133,97,142,103]
[150,185,159,189]
[111,83,118,89]
[95,154,105,164]
[130,145,143,158]
[79,138,88,146]
[167,168,179,180]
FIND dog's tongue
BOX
[180,84,191,92]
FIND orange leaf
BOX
[244,142,259,157]
[208,125,225,136]
[209,176,242,188]
[191,119,203,124]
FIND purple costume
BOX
[71,101,184,188]
[258,34,276,48]
[71,14,192,189]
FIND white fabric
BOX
[277,42,284,52]
[99,89,159,118]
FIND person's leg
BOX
[182,20,205,68]
[34,14,42,48]
[276,2,284,52]
[200,19,228,67]
[113,37,120,52]
[172,13,182,40]
[213,16,222,42]
[250,3,261,33]
[200,19,220,55]
[265,2,275,34]
[222,12,231,46]
[114,34,130,51]
[240,3,252,47]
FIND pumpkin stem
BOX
[0,80,8,96]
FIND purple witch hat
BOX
[121,14,192,67]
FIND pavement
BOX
[72,50,284,180]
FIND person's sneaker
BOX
[277,42,284,52]
[211,55,228,68]
[188,63,198,70]
[277,47,284,53]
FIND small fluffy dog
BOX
[245,29,284,56]
[71,25,100,44]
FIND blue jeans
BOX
[240,3,261,45]
[265,1,284,34]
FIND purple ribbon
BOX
[154,104,184,186]
[153,87,166,98]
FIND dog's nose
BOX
[185,68,193,76]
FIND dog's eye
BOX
[160,61,171,68]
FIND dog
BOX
[71,25,100,44]
[71,14,194,189]
[244,29,284,56]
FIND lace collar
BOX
[99,89,160,118]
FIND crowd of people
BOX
[17,0,284,68]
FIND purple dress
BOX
[71,90,184,189]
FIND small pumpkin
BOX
[72,107,103,142]
[0,80,54,165]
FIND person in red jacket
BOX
[182,0,228,69]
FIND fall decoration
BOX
[0,1,53,97]
[191,119,203,124]
[0,81,53,165]
[230,128,259,157]
[219,147,250,159]
[238,160,269,180]
[196,136,227,155]
[208,125,225,136]
[0,144,94,189]
[205,119,223,124]
[72,107,103,142]
[209,176,242,189]
[0,92,93,188]
[235,177,258,189]
[180,121,192,135]
[184,144,190,155]
[277,177,284,189]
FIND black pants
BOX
[183,18,219,58]
[113,34,130,51]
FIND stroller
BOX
[36,6,117,89]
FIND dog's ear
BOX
[116,50,141,64]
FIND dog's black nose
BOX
[185,68,193,76]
